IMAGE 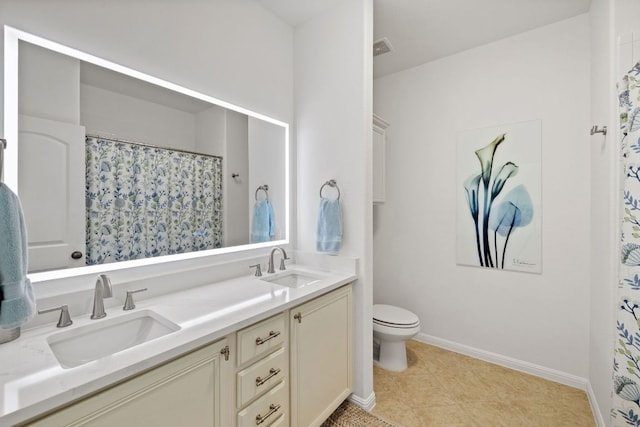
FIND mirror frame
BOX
[3,26,290,282]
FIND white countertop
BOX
[0,264,356,426]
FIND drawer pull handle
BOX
[255,368,281,387]
[255,330,280,346]
[255,403,281,425]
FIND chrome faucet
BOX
[267,247,289,273]
[91,274,113,319]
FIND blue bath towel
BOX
[251,199,276,243]
[0,183,35,329]
[316,198,342,255]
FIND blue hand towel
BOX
[316,198,342,255]
[0,183,35,329]
[251,199,276,243]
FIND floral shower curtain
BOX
[614,62,640,426]
[85,137,223,265]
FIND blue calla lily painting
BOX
[457,121,541,273]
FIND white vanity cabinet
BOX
[290,284,353,427]
[235,313,289,426]
[19,282,354,427]
[25,338,233,427]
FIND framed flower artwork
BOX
[456,120,542,274]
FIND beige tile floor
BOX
[371,340,596,427]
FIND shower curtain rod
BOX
[86,134,223,160]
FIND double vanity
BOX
[0,257,355,426]
[0,24,358,427]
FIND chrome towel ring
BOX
[255,184,269,201]
[319,179,340,200]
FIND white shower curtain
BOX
[613,62,640,426]
[85,137,223,265]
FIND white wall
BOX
[295,0,374,406]
[195,105,226,158]
[373,15,591,381]
[18,41,79,123]
[249,117,287,241]
[81,84,197,151]
[225,110,250,246]
[195,106,234,245]
[615,0,640,46]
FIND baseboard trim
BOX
[414,333,589,390]
[348,391,376,411]
[585,381,607,427]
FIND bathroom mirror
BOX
[4,27,289,277]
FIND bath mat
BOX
[321,400,399,427]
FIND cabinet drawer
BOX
[269,414,286,426]
[237,381,287,427]
[237,347,287,407]
[237,313,285,365]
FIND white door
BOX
[19,115,86,272]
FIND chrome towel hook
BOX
[590,125,607,136]
[319,179,340,200]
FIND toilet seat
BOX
[373,304,420,329]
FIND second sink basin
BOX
[47,310,180,369]
[261,271,322,288]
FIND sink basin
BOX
[261,271,322,288]
[47,310,180,369]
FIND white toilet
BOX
[372,304,420,371]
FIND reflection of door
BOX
[19,115,85,272]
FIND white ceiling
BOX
[261,0,347,26]
[262,0,592,78]
[84,0,595,111]
[81,62,213,114]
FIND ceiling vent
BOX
[373,38,393,57]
